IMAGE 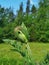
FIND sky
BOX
[0,0,39,14]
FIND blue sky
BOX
[0,0,39,14]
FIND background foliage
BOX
[0,0,49,42]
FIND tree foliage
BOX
[0,0,49,42]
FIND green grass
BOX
[0,42,49,64]
[0,43,24,65]
[29,42,49,62]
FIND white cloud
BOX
[30,0,34,5]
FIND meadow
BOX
[0,42,49,65]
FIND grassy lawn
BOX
[0,43,24,65]
[29,42,49,62]
[0,43,23,59]
[0,42,49,64]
